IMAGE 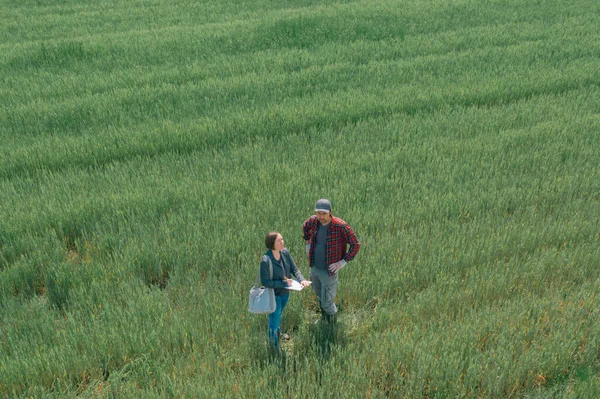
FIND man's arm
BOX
[302,217,316,255]
[302,216,316,241]
[327,222,360,274]
[342,223,360,262]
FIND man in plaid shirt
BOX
[303,198,360,322]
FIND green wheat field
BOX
[1,0,599,397]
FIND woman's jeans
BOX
[268,293,290,349]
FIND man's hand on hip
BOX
[327,261,346,274]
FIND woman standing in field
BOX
[260,232,310,350]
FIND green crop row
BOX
[1,0,599,396]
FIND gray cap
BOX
[314,198,332,213]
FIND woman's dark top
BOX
[260,248,306,296]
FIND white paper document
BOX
[285,280,311,291]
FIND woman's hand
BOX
[284,278,292,286]
[301,280,311,288]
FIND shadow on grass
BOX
[249,314,349,374]
[306,318,348,361]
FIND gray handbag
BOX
[248,256,276,314]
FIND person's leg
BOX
[268,297,283,348]
[310,267,323,310]
[267,294,289,349]
[276,294,290,339]
[319,271,338,318]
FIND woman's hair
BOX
[265,231,280,250]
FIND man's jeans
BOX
[310,267,338,315]
[268,293,290,349]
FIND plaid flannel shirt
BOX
[303,215,360,268]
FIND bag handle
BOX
[255,255,273,287]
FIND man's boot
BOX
[325,313,337,324]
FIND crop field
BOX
[1,0,599,397]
